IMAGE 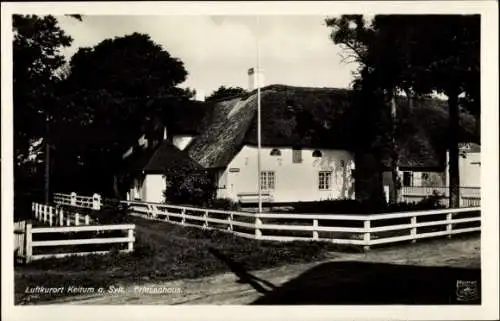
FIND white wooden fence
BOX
[127,201,481,249]
[14,221,27,261]
[401,186,481,207]
[53,192,102,210]
[14,203,135,263]
[32,202,94,226]
[53,193,480,250]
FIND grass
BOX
[15,215,359,305]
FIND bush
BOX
[292,199,384,214]
[418,191,446,208]
[163,168,215,207]
[208,198,240,211]
[291,196,445,215]
[92,200,130,225]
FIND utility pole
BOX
[256,16,262,214]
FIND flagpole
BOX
[256,16,262,214]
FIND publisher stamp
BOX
[456,280,479,302]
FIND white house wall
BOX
[216,145,355,203]
[458,152,481,187]
[445,151,481,188]
[143,174,167,203]
[128,174,166,203]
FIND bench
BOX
[237,192,274,204]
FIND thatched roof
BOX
[124,140,203,174]
[186,84,478,170]
[185,94,262,168]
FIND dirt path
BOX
[45,236,480,305]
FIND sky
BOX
[56,15,359,97]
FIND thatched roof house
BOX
[186,84,478,171]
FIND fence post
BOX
[181,208,186,225]
[363,219,371,251]
[384,185,390,204]
[312,219,319,240]
[255,214,263,239]
[59,208,64,226]
[85,215,90,225]
[151,205,158,219]
[203,211,208,229]
[67,214,71,226]
[227,213,233,231]
[48,206,53,226]
[70,192,77,206]
[127,227,134,252]
[75,213,80,226]
[446,212,453,238]
[409,215,417,243]
[93,193,101,210]
[25,223,32,263]
[164,207,169,222]
[34,203,38,220]
[43,205,47,223]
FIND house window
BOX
[260,171,275,190]
[422,172,430,180]
[318,171,332,190]
[270,148,281,156]
[312,150,322,157]
[340,160,345,167]
[292,147,303,163]
[402,171,413,187]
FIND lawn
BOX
[15,215,359,305]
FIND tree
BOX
[206,86,247,102]
[54,33,191,196]
[326,15,480,208]
[13,14,74,207]
[326,15,404,203]
[366,15,480,208]
[408,15,480,207]
[13,14,72,160]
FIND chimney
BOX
[195,89,205,102]
[248,67,265,91]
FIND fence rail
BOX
[53,193,481,250]
[14,202,135,263]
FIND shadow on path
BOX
[251,261,481,305]
[208,247,276,294]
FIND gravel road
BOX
[46,236,480,305]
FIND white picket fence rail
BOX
[53,193,481,250]
[401,186,481,208]
[14,202,135,263]
[32,202,94,226]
